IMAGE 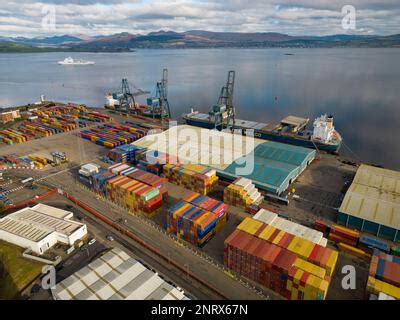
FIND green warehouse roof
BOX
[223,141,316,194]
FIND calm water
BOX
[0,49,399,169]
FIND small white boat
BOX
[58,57,95,65]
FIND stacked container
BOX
[182,191,228,219]
[167,200,226,247]
[123,167,167,198]
[367,249,400,299]
[28,155,48,169]
[108,163,168,197]
[163,163,218,195]
[90,169,117,196]
[80,122,149,149]
[0,129,29,144]
[134,150,180,175]
[1,104,114,145]
[224,229,331,300]
[107,144,143,163]
[314,219,331,234]
[328,224,360,246]
[235,217,338,277]
[359,235,391,254]
[224,177,263,209]
[106,175,163,217]
[253,209,327,246]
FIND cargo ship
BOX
[182,111,342,152]
[105,94,165,119]
[58,57,95,65]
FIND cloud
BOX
[0,0,398,37]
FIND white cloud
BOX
[0,0,398,37]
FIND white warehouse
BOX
[52,248,190,300]
[0,203,87,255]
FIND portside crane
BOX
[209,70,236,131]
[146,68,171,120]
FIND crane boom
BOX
[210,70,236,131]
[147,68,171,120]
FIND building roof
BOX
[32,203,72,219]
[52,248,189,300]
[339,164,400,230]
[280,115,309,128]
[0,203,84,242]
[133,125,315,194]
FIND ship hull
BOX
[184,117,341,153]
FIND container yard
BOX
[0,103,113,145]
[80,121,159,148]
[1,101,399,302]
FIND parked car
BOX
[88,238,96,246]
[106,235,114,241]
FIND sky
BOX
[0,0,399,37]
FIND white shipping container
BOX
[253,208,325,245]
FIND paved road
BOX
[43,171,277,300]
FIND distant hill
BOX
[1,31,399,52]
[0,42,59,53]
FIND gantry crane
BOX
[146,68,171,120]
[106,79,149,113]
[209,70,236,131]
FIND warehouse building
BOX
[0,203,87,254]
[0,109,21,124]
[132,124,315,195]
[52,247,190,300]
[338,164,400,241]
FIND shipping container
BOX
[163,163,218,195]
[359,235,390,254]
[237,217,338,277]
[182,191,229,219]
[224,229,331,300]
[224,177,263,209]
[167,200,226,247]
[328,224,360,247]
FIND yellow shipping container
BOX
[367,276,400,299]
[293,258,326,280]
[337,242,367,258]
